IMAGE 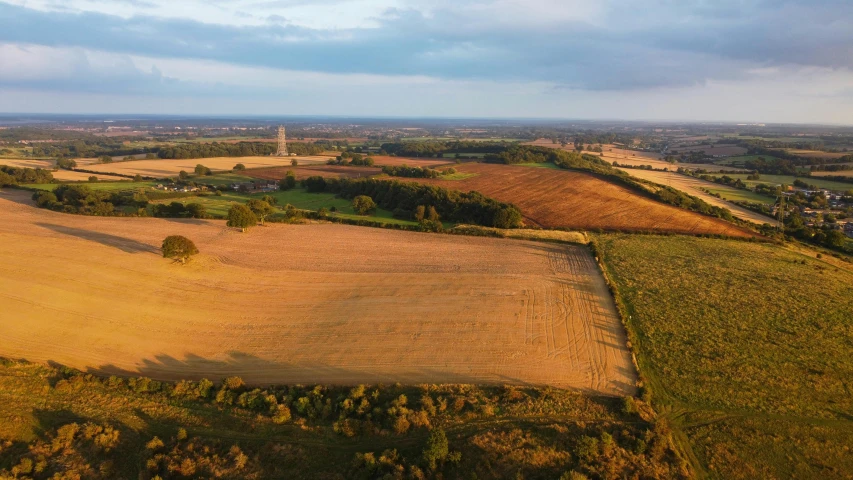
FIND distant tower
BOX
[275,125,288,156]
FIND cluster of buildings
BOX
[229,180,278,192]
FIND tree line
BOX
[157,141,326,159]
[0,165,54,185]
[301,176,522,228]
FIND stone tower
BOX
[275,125,288,156]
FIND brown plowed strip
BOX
[405,163,757,237]
[0,189,636,395]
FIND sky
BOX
[0,0,852,123]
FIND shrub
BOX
[88,176,98,182]
[233,163,246,171]
[161,235,199,263]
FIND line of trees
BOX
[301,176,522,228]
[157,141,327,159]
[380,165,440,178]
[0,165,54,185]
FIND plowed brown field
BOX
[0,189,635,395]
[410,163,757,237]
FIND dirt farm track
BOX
[0,189,636,395]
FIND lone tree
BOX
[227,204,258,232]
[352,195,376,215]
[246,199,274,225]
[162,235,199,263]
[194,164,211,176]
[233,163,246,171]
[280,170,297,190]
[291,158,299,166]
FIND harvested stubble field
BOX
[408,163,756,237]
[247,164,381,180]
[82,155,334,177]
[785,149,850,159]
[0,189,635,395]
[0,158,126,181]
[615,168,779,226]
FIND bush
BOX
[227,204,258,232]
[352,195,377,215]
[161,235,199,263]
[88,176,98,182]
[233,163,246,171]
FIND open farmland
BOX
[523,139,739,172]
[669,144,748,156]
[595,234,853,478]
[0,158,127,181]
[247,164,381,180]
[0,188,635,395]
[614,168,779,226]
[82,155,335,178]
[368,155,454,167]
[410,163,758,237]
[785,149,850,159]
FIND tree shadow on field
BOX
[36,222,158,254]
[159,217,209,226]
[84,351,503,387]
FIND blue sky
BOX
[1,0,852,123]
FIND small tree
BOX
[422,428,449,470]
[233,163,246,171]
[414,205,426,222]
[227,204,258,232]
[99,155,113,164]
[162,235,199,263]
[178,170,189,181]
[352,195,376,215]
[185,203,206,219]
[291,158,299,166]
[194,164,211,176]
[88,176,98,182]
[261,194,278,205]
[426,206,439,222]
[246,199,274,225]
[280,171,297,190]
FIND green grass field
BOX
[516,162,560,169]
[725,174,853,192]
[595,234,853,478]
[154,188,418,226]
